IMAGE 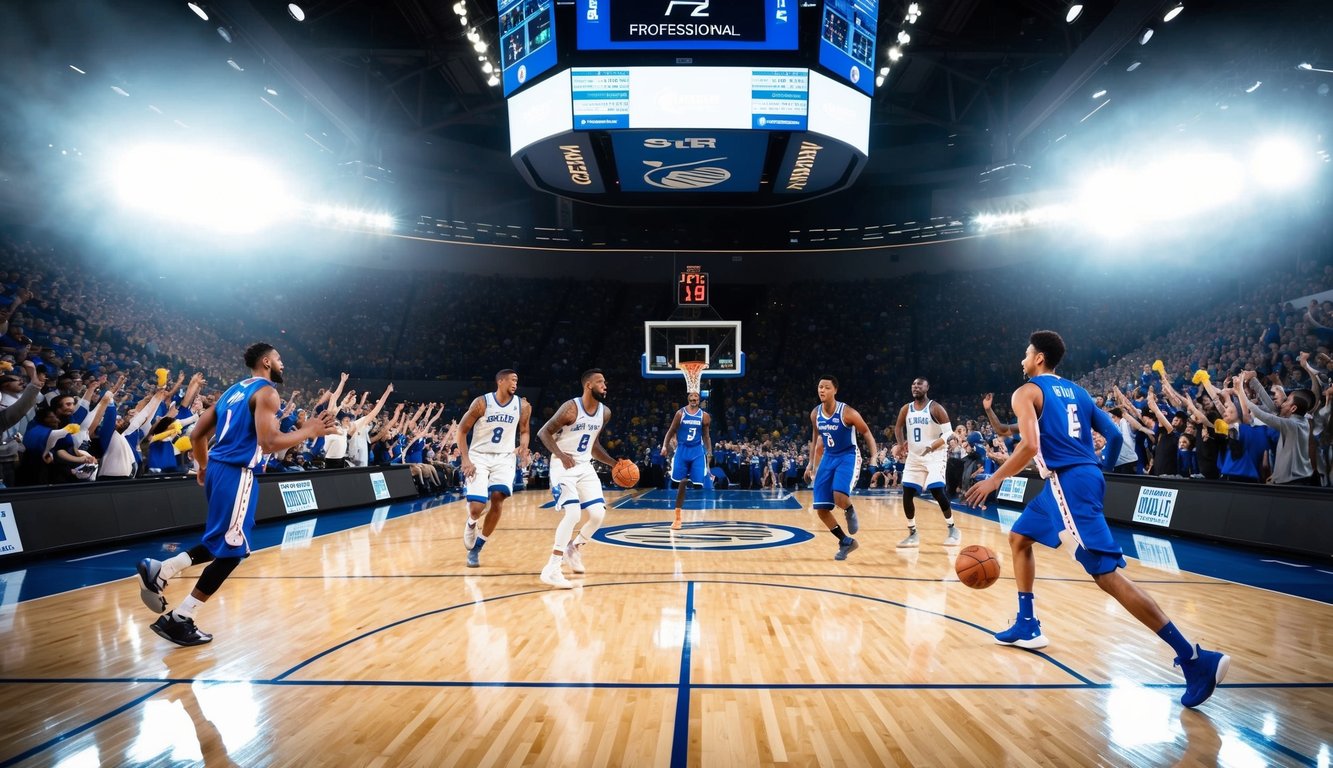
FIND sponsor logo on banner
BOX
[664,0,709,17]
[370,472,391,501]
[614,130,765,192]
[996,476,1029,504]
[560,144,595,186]
[281,519,318,550]
[784,140,823,190]
[594,520,814,551]
[279,479,319,514]
[1132,486,1178,527]
[1132,533,1181,574]
[0,503,23,556]
[643,159,732,189]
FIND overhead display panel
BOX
[611,130,769,192]
[576,0,797,51]
[818,0,878,95]
[500,0,558,96]
[571,67,808,131]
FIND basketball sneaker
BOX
[540,563,574,589]
[463,518,478,550]
[994,617,1048,649]
[137,558,168,614]
[896,530,920,548]
[1175,645,1230,708]
[834,537,859,561]
[844,505,859,535]
[150,613,213,647]
[466,539,485,568]
[944,526,961,546]
[564,541,585,574]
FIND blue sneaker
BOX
[994,617,1049,649]
[834,537,859,561]
[466,539,485,568]
[1176,645,1229,708]
[844,505,859,535]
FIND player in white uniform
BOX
[892,377,961,547]
[458,370,531,568]
[536,369,616,589]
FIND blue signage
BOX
[577,0,797,51]
[611,131,768,192]
[818,0,879,95]
[572,69,630,129]
[500,0,558,96]
[751,69,808,130]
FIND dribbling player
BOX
[804,376,877,560]
[661,391,711,530]
[965,330,1228,708]
[536,369,616,588]
[893,378,960,547]
[135,343,335,646]
[457,369,531,568]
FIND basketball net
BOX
[678,361,708,395]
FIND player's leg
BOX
[832,450,861,535]
[813,455,857,560]
[137,542,213,613]
[541,468,579,588]
[565,467,606,574]
[995,487,1063,649]
[671,450,688,529]
[898,459,924,547]
[925,459,959,544]
[470,455,515,567]
[463,458,494,550]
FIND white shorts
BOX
[465,452,518,503]
[902,453,946,491]
[550,461,604,510]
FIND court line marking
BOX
[670,581,695,768]
[1234,725,1318,767]
[65,549,128,562]
[0,682,172,768]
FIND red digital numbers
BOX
[678,272,709,305]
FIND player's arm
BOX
[983,393,1018,437]
[924,402,952,455]
[454,396,486,476]
[538,400,578,468]
[964,384,1041,508]
[590,406,615,466]
[892,405,909,459]
[1146,390,1174,434]
[190,403,218,486]
[1089,406,1125,472]
[517,398,532,467]
[661,411,683,456]
[702,411,712,465]
[805,409,824,479]
[843,405,878,460]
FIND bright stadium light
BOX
[287,3,306,22]
[1092,89,1107,99]
[487,74,500,87]
[186,2,208,21]
[1163,3,1183,22]
[897,30,911,46]
[1251,137,1314,190]
[875,75,885,87]
[1139,27,1154,45]
[1245,81,1262,93]
[1065,3,1083,23]
[888,46,903,62]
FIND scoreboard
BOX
[575,0,797,51]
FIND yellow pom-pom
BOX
[0,361,11,372]
[173,436,192,453]
[1213,419,1229,434]
[1192,369,1210,385]
[63,424,81,435]
[156,368,169,386]
[1151,359,1166,375]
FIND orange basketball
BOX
[955,544,1001,589]
[612,459,640,489]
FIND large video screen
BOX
[500,0,558,96]
[818,0,878,95]
[571,67,808,131]
[576,0,797,51]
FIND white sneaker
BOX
[540,563,574,589]
[564,542,586,574]
[944,526,961,546]
[463,518,478,550]
[897,530,920,548]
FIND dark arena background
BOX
[0,0,1331,765]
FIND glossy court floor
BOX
[1,487,1330,767]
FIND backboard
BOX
[642,320,745,380]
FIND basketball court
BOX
[1,486,1330,767]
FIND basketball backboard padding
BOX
[642,320,744,379]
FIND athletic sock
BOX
[1157,621,1195,659]
[547,554,563,568]
[1017,591,1036,621]
[476,532,488,543]
[173,594,204,621]
[160,552,193,582]
[829,525,847,542]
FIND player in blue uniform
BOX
[661,391,711,530]
[804,376,877,561]
[965,331,1228,708]
[135,343,336,646]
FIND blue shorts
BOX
[1012,464,1126,576]
[671,448,707,484]
[812,451,860,510]
[201,461,260,559]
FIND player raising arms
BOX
[965,330,1228,708]
[458,369,531,568]
[536,369,616,589]
[893,377,960,547]
[661,390,711,530]
[804,376,877,561]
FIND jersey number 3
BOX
[1066,403,1083,439]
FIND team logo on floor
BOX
[594,521,814,551]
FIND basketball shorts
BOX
[550,460,604,510]
[812,450,861,510]
[201,461,259,559]
[671,447,707,484]
[902,453,946,491]
[1012,464,1127,576]
[466,451,518,503]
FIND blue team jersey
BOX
[210,377,274,469]
[1030,374,1101,471]
[815,402,856,455]
[677,407,705,450]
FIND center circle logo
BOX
[593,521,815,551]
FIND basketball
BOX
[955,545,1001,589]
[612,459,640,488]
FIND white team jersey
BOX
[470,393,522,455]
[906,400,948,454]
[555,398,603,464]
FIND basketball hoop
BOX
[678,361,708,394]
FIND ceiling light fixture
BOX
[287,3,305,21]
[1163,3,1183,22]
[69,64,86,74]
[1126,60,1142,71]
[1138,27,1154,45]
[1092,89,1107,99]
[888,46,903,62]
[186,2,208,21]
[1245,81,1262,93]
[1065,3,1083,23]
[227,58,244,71]
[875,75,885,87]
[217,26,232,43]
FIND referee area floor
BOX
[1,487,1329,766]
